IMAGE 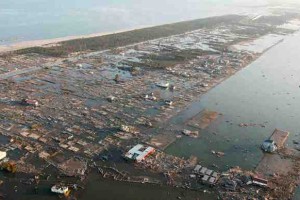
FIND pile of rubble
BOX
[216,167,271,199]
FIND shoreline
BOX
[0,26,151,54]
[0,14,242,54]
[0,15,244,56]
[1,11,300,200]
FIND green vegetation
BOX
[16,46,67,57]
[15,15,243,57]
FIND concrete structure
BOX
[193,164,202,173]
[205,169,213,176]
[200,167,208,174]
[0,151,6,160]
[125,144,155,162]
[202,175,209,182]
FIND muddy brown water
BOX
[166,31,300,173]
[2,31,300,199]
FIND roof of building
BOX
[125,144,155,162]
[0,151,7,160]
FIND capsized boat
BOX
[156,82,170,88]
[51,185,70,196]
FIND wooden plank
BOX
[146,133,176,150]
[269,129,289,149]
[187,109,219,129]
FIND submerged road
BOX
[0,58,63,81]
[0,66,42,80]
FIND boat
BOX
[21,99,39,107]
[165,100,173,106]
[51,185,70,196]
[200,83,209,88]
[182,129,199,138]
[261,139,277,153]
[156,82,170,88]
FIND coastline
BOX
[1,11,300,200]
[0,15,244,56]
[0,26,150,54]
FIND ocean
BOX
[0,0,269,45]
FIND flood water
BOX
[80,175,216,200]
[63,31,300,200]
[2,1,300,199]
[166,31,300,172]
[0,0,270,45]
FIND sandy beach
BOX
[0,26,150,54]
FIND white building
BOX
[125,144,155,162]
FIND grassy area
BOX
[15,47,67,57]
[15,15,244,57]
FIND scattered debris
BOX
[107,95,116,102]
[57,157,87,177]
[211,151,225,157]
[187,109,219,129]
[145,93,157,101]
[120,125,139,134]
[1,162,16,173]
[164,100,173,106]
[51,185,70,196]
[21,99,39,107]
[261,139,277,153]
[182,129,199,138]
[156,82,170,88]
[0,11,299,200]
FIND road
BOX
[0,66,42,80]
[0,58,63,81]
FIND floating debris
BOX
[182,129,199,138]
[261,139,277,153]
[51,185,70,196]
[107,96,116,102]
[156,82,170,88]
[164,100,173,106]
[21,99,39,107]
